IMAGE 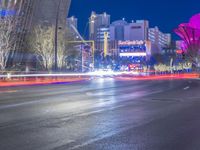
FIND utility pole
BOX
[54,0,62,71]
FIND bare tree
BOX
[29,25,54,71]
[57,29,67,70]
[57,40,66,70]
[0,16,16,71]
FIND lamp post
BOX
[54,0,62,71]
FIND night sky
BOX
[69,0,200,40]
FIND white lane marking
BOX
[68,129,127,150]
[0,90,19,94]
[183,86,190,90]
[0,100,40,110]
[80,89,164,117]
[0,83,165,110]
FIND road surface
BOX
[0,78,200,150]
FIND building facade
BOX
[148,26,171,54]
[109,19,150,57]
[89,11,110,52]
[67,16,78,29]
[124,20,149,41]
[108,19,172,68]
[0,0,72,68]
[118,40,152,71]
[110,20,128,41]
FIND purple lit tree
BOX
[174,13,200,69]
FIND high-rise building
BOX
[109,19,172,57]
[148,26,171,53]
[109,20,128,56]
[118,40,152,71]
[89,11,110,51]
[67,16,78,29]
[66,16,79,41]
[110,20,128,41]
[124,20,149,41]
[109,19,149,56]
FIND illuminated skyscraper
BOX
[89,11,111,51]
[124,20,149,41]
[67,16,78,29]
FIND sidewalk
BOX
[0,77,89,87]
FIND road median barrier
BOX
[0,73,90,87]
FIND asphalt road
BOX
[0,78,200,150]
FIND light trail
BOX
[0,73,90,78]
[0,72,199,78]
[0,71,139,78]
[0,72,199,88]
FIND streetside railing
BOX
[0,72,91,82]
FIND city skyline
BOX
[69,0,200,39]
[1,1,200,150]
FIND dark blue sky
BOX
[69,0,200,40]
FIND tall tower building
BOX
[67,16,78,29]
[124,20,149,41]
[89,11,110,51]
[110,20,128,41]
[148,26,171,53]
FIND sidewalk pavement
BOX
[0,77,89,87]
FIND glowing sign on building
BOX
[176,50,183,54]
[119,52,147,57]
[118,40,145,45]
[0,9,16,17]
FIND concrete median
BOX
[0,76,90,87]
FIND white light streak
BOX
[120,53,147,57]
[0,71,141,78]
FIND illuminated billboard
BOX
[118,40,151,70]
[118,40,148,57]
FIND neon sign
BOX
[176,50,183,54]
[119,52,147,57]
[0,9,16,17]
[118,40,145,45]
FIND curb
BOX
[0,78,90,87]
